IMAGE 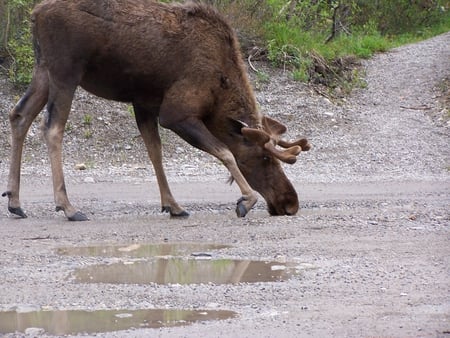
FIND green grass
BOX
[389,13,450,47]
[266,21,393,64]
[263,9,450,89]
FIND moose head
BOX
[229,116,311,216]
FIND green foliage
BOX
[83,114,93,126]
[292,67,309,82]
[207,0,273,52]
[84,130,93,139]
[127,105,135,117]
[354,0,449,36]
[255,70,270,84]
[1,0,36,87]
[65,121,73,132]
[7,18,33,85]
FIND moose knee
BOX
[42,122,64,145]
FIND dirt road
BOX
[0,32,449,337]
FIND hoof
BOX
[8,206,27,218]
[235,198,248,218]
[68,211,89,222]
[162,206,190,218]
[170,210,190,218]
[3,191,27,218]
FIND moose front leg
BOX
[217,148,259,217]
[160,116,258,217]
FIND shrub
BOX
[7,18,33,85]
[1,0,36,87]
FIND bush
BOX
[7,17,33,85]
[0,0,36,87]
[354,0,450,36]
[207,0,272,51]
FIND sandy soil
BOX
[0,32,449,337]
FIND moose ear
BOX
[228,118,248,135]
[263,116,287,136]
[241,127,270,146]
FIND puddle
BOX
[58,242,301,285]
[74,258,299,285]
[57,242,230,258]
[0,308,237,335]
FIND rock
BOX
[25,327,45,335]
[75,163,87,170]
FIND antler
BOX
[278,138,311,151]
[264,142,301,164]
[240,116,310,164]
[263,116,311,151]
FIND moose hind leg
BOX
[133,103,188,217]
[3,65,49,218]
[43,77,87,221]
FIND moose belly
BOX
[80,63,166,103]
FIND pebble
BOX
[25,328,45,335]
[75,163,87,170]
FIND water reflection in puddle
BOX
[57,242,230,258]
[58,242,301,285]
[74,258,299,285]
[0,308,237,335]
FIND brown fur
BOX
[4,0,305,220]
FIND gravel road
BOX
[0,32,449,337]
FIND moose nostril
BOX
[283,199,299,216]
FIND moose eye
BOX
[263,155,270,162]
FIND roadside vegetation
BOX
[1,0,449,91]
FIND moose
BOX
[3,0,310,221]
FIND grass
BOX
[389,13,450,47]
[83,114,93,125]
[84,129,93,139]
[263,9,449,92]
[265,21,392,89]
